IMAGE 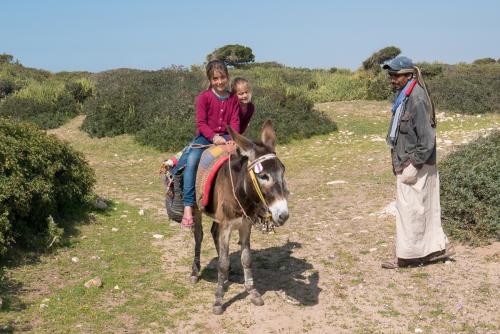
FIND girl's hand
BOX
[213,135,226,145]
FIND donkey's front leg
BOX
[213,223,232,315]
[239,219,264,306]
[190,209,203,284]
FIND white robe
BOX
[395,164,448,259]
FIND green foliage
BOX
[366,71,393,100]
[65,78,95,103]
[0,77,21,98]
[426,63,500,114]
[0,53,15,64]
[0,81,81,129]
[0,119,96,255]
[440,131,499,244]
[239,61,284,69]
[82,67,204,150]
[206,44,255,68]
[362,46,401,72]
[473,57,496,65]
[82,65,338,150]
[0,57,92,128]
[416,62,444,78]
[246,87,336,142]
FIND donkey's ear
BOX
[228,126,255,160]
[261,119,276,152]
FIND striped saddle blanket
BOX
[195,145,236,210]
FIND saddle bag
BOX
[163,169,184,223]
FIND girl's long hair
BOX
[205,60,228,88]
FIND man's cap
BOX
[382,56,415,74]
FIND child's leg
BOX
[170,145,190,175]
[182,135,211,207]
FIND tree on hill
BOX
[472,57,496,65]
[0,53,15,64]
[206,44,255,68]
[362,46,401,72]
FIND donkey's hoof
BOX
[190,275,199,284]
[213,305,224,315]
[250,295,264,306]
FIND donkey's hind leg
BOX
[190,209,203,284]
[239,219,264,306]
[213,222,232,315]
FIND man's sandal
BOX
[181,215,194,229]
[425,244,456,263]
[381,258,420,269]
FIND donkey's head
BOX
[228,120,289,226]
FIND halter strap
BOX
[247,153,277,171]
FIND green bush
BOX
[366,71,392,100]
[0,77,21,99]
[362,46,401,72]
[82,67,203,150]
[206,44,255,67]
[472,57,496,65]
[0,119,95,255]
[0,81,80,129]
[65,78,95,103]
[416,62,444,78]
[440,131,499,244]
[245,87,336,142]
[82,66,338,150]
[427,64,500,114]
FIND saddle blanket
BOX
[196,145,236,210]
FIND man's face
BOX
[389,73,412,91]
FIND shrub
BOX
[472,57,496,65]
[0,77,21,99]
[245,86,336,142]
[82,67,204,150]
[427,64,500,114]
[362,46,401,72]
[206,44,255,67]
[0,81,80,129]
[366,71,392,100]
[83,66,338,151]
[0,119,95,255]
[440,131,499,244]
[65,78,95,103]
[416,62,444,78]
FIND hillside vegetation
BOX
[0,119,95,256]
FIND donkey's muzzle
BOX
[269,199,289,226]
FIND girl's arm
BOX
[196,92,216,141]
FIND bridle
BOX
[228,152,279,225]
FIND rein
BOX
[181,141,278,229]
[228,152,277,225]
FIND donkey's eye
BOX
[257,173,269,181]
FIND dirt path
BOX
[47,103,499,333]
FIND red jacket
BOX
[196,89,240,140]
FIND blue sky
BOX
[2,0,499,72]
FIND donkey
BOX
[190,120,289,315]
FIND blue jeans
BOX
[171,135,228,207]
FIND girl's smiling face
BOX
[210,70,229,94]
[235,83,252,104]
